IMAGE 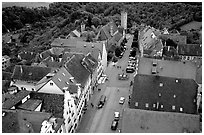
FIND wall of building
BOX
[38,80,64,95]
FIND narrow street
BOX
[76,35,134,133]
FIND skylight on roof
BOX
[161,104,163,108]
[172,105,175,110]
[180,107,183,112]
[145,103,149,108]
[58,78,61,82]
[159,83,163,87]
[153,104,156,108]
[135,102,138,107]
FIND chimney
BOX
[59,58,62,62]
[81,22,85,33]
[156,102,159,109]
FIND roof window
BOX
[172,105,175,110]
[145,103,149,108]
[159,83,163,87]
[160,104,163,108]
[180,107,183,112]
[135,102,138,107]
[58,78,61,82]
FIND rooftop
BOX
[159,34,187,44]
[2,90,31,109]
[30,92,64,118]
[138,57,197,80]
[17,99,42,111]
[178,44,202,56]
[18,51,36,61]
[64,53,91,87]
[130,74,198,114]
[12,65,53,82]
[2,109,52,133]
[2,71,12,80]
[122,108,200,133]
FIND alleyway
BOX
[76,35,134,133]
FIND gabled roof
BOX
[130,74,198,114]
[18,51,36,61]
[138,57,197,80]
[178,44,202,56]
[139,26,163,56]
[30,92,64,118]
[122,108,200,133]
[12,65,53,82]
[96,21,118,41]
[64,53,90,87]
[2,90,31,109]
[2,109,52,133]
[18,99,42,111]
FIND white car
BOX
[114,112,120,121]
[119,97,125,104]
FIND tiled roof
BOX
[196,66,202,84]
[122,108,200,133]
[18,51,36,61]
[96,21,118,41]
[30,92,64,118]
[2,109,52,133]
[51,38,103,53]
[138,57,197,80]
[12,65,53,82]
[2,90,31,109]
[82,53,98,73]
[51,67,77,91]
[64,54,90,87]
[2,80,11,94]
[3,71,12,80]
[162,46,178,57]
[37,49,52,62]
[178,44,202,56]
[17,99,42,111]
[69,30,81,37]
[130,74,198,114]
[159,34,187,44]
[68,84,78,94]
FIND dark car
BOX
[111,120,118,130]
[98,95,106,109]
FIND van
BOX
[98,95,106,109]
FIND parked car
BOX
[118,73,129,80]
[119,97,125,104]
[126,66,135,73]
[111,120,118,130]
[98,95,106,109]
[114,112,120,121]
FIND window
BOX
[145,103,149,108]
[160,104,163,108]
[180,107,183,112]
[50,82,53,86]
[58,78,61,82]
[62,73,65,76]
[153,104,156,108]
